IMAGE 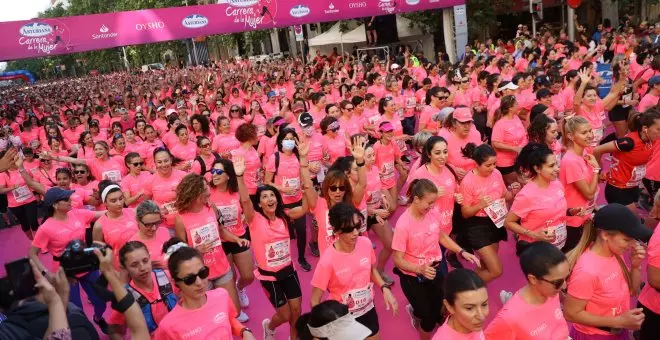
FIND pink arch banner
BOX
[0,0,464,61]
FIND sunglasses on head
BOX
[210,168,225,175]
[176,266,210,285]
[328,185,346,192]
[539,277,566,289]
[141,219,161,229]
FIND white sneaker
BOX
[262,319,276,340]
[237,310,249,323]
[238,287,250,308]
[405,304,419,330]
[500,290,513,304]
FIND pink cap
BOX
[379,121,394,132]
[453,107,473,122]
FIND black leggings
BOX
[638,301,660,340]
[643,178,660,205]
[284,200,307,261]
[10,201,39,232]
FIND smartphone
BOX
[5,258,38,300]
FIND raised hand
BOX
[232,157,246,176]
[350,135,367,162]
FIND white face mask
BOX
[282,139,296,151]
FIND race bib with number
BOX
[367,190,381,207]
[406,97,416,108]
[396,139,407,153]
[12,185,33,203]
[381,162,395,180]
[484,198,507,228]
[359,208,368,233]
[547,223,567,249]
[190,223,221,248]
[162,202,178,216]
[592,128,604,147]
[102,170,122,182]
[265,239,291,268]
[282,177,300,196]
[396,108,404,119]
[217,205,238,227]
[626,165,646,188]
[342,283,374,318]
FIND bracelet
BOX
[240,327,253,336]
[236,174,243,177]
[592,167,601,174]
[356,160,365,167]
[380,284,390,292]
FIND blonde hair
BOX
[566,221,634,294]
[561,115,590,147]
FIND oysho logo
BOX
[213,312,227,324]
[324,2,339,14]
[182,14,209,28]
[19,22,53,37]
[92,24,118,39]
[349,2,367,8]
[406,0,421,4]
[227,0,259,7]
[135,21,165,31]
[290,5,310,18]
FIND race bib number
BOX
[484,198,507,228]
[190,223,221,248]
[162,201,178,216]
[592,128,604,147]
[12,185,33,203]
[255,168,264,187]
[282,177,300,197]
[102,170,122,182]
[546,223,567,249]
[342,283,374,318]
[257,125,266,136]
[405,97,416,108]
[396,108,404,119]
[367,190,381,208]
[359,208,368,233]
[626,165,646,188]
[217,205,239,228]
[265,239,291,268]
[368,116,379,124]
[396,139,407,153]
[381,162,395,180]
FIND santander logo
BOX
[99,25,109,33]
[92,24,118,39]
[290,5,310,18]
[19,22,53,37]
[324,2,339,14]
[182,14,209,29]
[406,0,421,4]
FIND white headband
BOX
[308,314,356,338]
[164,242,188,261]
[101,184,121,202]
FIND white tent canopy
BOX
[308,22,365,47]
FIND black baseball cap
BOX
[594,203,652,242]
[535,75,551,87]
[298,112,314,128]
[536,88,552,100]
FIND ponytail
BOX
[406,178,438,205]
[561,115,590,148]
[628,108,660,133]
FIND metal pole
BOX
[184,0,199,66]
[532,16,537,37]
[122,46,130,71]
[567,6,575,41]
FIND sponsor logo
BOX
[213,312,227,324]
[324,2,339,14]
[19,22,53,37]
[360,257,369,266]
[378,0,396,13]
[349,2,367,8]
[290,5,310,18]
[135,21,165,31]
[227,0,259,7]
[182,14,209,28]
[92,24,118,40]
[406,0,420,4]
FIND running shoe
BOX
[238,287,250,308]
[405,304,419,330]
[500,290,513,304]
[262,319,276,340]
[237,310,249,323]
[298,258,312,272]
[309,241,320,257]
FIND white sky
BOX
[0,0,52,23]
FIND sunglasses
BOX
[175,266,210,285]
[131,162,144,167]
[230,109,240,113]
[436,95,449,100]
[199,143,211,148]
[339,225,361,234]
[539,277,566,289]
[345,107,355,111]
[210,168,225,175]
[74,170,87,175]
[141,220,161,229]
[328,185,346,192]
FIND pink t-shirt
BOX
[373,140,402,190]
[311,236,376,316]
[249,213,292,281]
[322,134,347,166]
[392,208,444,276]
[510,180,567,247]
[211,133,240,156]
[209,188,246,237]
[97,209,138,268]
[437,128,481,173]
[87,156,126,183]
[312,198,336,256]
[265,152,302,205]
[408,165,457,234]
[432,320,485,340]
[419,105,440,132]
[229,146,261,195]
[567,248,631,335]
[339,115,362,137]
[364,166,383,210]
[120,172,152,208]
[129,228,171,265]
[645,141,660,181]
[169,141,197,163]
[492,115,528,167]
[485,292,569,340]
[0,170,36,207]
[639,222,660,313]
[143,170,187,226]
[577,101,605,130]
[639,93,659,113]
[459,169,506,218]
[178,206,231,279]
[32,209,96,270]
[559,150,597,227]
[154,288,238,340]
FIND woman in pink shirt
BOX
[169,125,196,171]
[433,269,488,340]
[129,200,171,266]
[564,204,651,339]
[190,136,218,176]
[121,152,151,208]
[639,213,660,338]
[188,114,214,141]
[138,125,164,170]
[438,107,483,181]
[374,122,407,204]
[124,128,142,153]
[143,148,187,227]
[459,144,520,283]
[92,180,138,269]
[231,123,262,199]
[51,140,126,183]
[573,69,609,146]
[76,131,96,160]
[505,142,575,252]
[173,173,250,323]
[528,114,562,162]
[392,179,479,340]
[486,242,570,339]
[320,116,348,167]
[491,95,529,186]
[154,239,255,340]
[418,87,449,134]
[638,76,660,112]
[310,202,398,339]
[212,116,240,159]
[0,149,39,239]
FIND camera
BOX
[59,240,107,277]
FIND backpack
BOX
[195,152,221,175]
[125,269,178,334]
